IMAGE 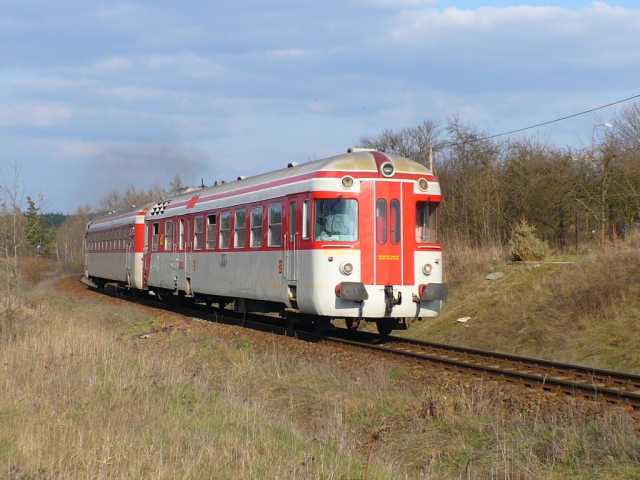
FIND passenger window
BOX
[206,214,216,249]
[194,216,204,250]
[268,204,282,247]
[220,212,231,249]
[179,219,185,250]
[302,200,310,240]
[234,209,247,248]
[390,199,401,245]
[250,207,263,247]
[152,223,159,251]
[416,202,437,242]
[376,199,387,245]
[165,221,173,251]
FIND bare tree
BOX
[360,120,441,166]
[55,207,90,272]
[0,161,25,304]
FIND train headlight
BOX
[340,262,354,276]
[422,263,433,276]
[341,176,354,188]
[418,178,429,191]
[380,162,395,177]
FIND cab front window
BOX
[416,201,437,242]
[314,199,358,241]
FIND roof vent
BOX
[287,162,299,168]
[347,147,377,153]
[237,176,246,181]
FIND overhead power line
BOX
[440,92,640,148]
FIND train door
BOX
[143,221,156,288]
[284,198,298,283]
[183,217,192,293]
[360,181,403,285]
[125,225,133,286]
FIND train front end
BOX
[298,151,447,334]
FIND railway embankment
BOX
[409,244,640,372]
[1,273,640,478]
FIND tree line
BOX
[2,103,639,291]
[361,104,640,250]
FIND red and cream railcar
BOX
[85,149,447,334]
[85,210,146,289]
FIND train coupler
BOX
[384,286,402,316]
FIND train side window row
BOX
[87,226,131,252]
[147,202,290,252]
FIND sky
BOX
[1,0,639,212]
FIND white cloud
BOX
[390,2,640,40]
[0,103,73,128]
[91,53,225,79]
[356,0,436,7]
[56,140,103,158]
[266,48,308,59]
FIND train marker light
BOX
[341,176,354,188]
[422,263,432,275]
[418,178,429,191]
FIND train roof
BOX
[88,150,433,228]
[159,149,432,203]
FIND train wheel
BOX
[376,319,393,336]
[345,318,360,331]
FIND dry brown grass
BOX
[18,257,58,285]
[413,243,640,372]
[443,240,506,287]
[1,284,640,479]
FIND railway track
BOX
[91,280,640,409]
[326,329,640,409]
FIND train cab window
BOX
[302,200,310,240]
[194,216,204,250]
[250,207,263,247]
[220,212,231,249]
[416,202,437,242]
[206,214,216,249]
[268,204,282,247]
[390,199,401,245]
[376,199,387,245]
[165,221,174,251]
[179,219,185,250]
[315,199,358,242]
[234,209,247,248]
[152,223,160,251]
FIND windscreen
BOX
[314,199,358,241]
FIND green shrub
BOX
[509,219,548,261]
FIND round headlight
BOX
[340,262,354,275]
[380,162,395,177]
[341,176,354,188]
[422,263,433,275]
[418,178,429,191]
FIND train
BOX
[84,148,448,335]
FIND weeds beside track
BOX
[95,279,640,412]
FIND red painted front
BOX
[360,180,413,285]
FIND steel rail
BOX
[325,331,640,408]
